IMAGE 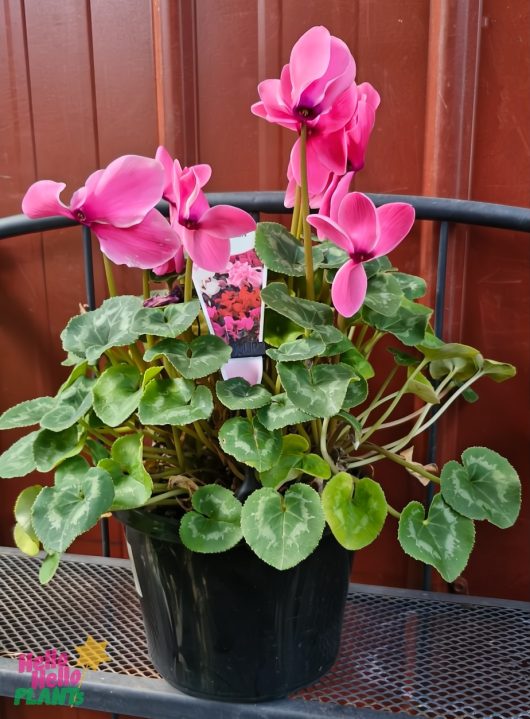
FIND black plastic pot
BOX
[117,508,352,702]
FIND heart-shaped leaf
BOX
[340,346,375,379]
[219,417,281,472]
[388,347,421,366]
[267,335,325,363]
[398,494,475,582]
[40,376,95,431]
[338,411,363,448]
[363,256,393,277]
[481,359,516,382]
[32,456,115,553]
[138,379,213,426]
[322,473,387,550]
[392,272,427,299]
[363,298,432,346]
[13,485,43,556]
[98,433,152,510]
[263,309,303,348]
[256,393,315,431]
[144,336,232,379]
[255,222,324,276]
[92,365,142,426]
[33,425,85,472]
[341,375,369,410]
[216,378,272,410]
[132,300,200,338]
[315,241,349,269]
[363,273,403,316]
[0,431,40,478]
[405,369,439,404]
[0,397,56,430]
[61,296,143,364]
[278,362,355,418]
[259,435,310,489]
[262,283,333,329]
[440,447,520,528]
[241,484,325,570]
[179,485,242,553]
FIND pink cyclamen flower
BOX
[345,82,380,172]
[252,26,357,197]
[308,192,415,317]
[154,147,256,273]
[22,155,179,269]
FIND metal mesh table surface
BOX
[0,548,528,719]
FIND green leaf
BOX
[341,375,368,409]
[267,335,325,363]
[132,300,200,338]
[61,295,143,364]
[256,393,315,431]
[363,273,403,316]
[420,341,482,362]
[278,362,355,418]
[14,484,43,556]
[440,447,521,529]
[338,411,363,447]
[40,376,95,432]
[298,454,331,479]
[144,336,232,379]
[39,553,61,585]
[363,298,432,346]
[99,433,152,510]
[364,256,393,278]
[255,222,323,276]
[219,417,281,472]
[392,272,427,300]
[32,456,114,553]
[340,346,375,379]
[58,361,89,393]
[398,494,475,582]
[405,369,439,404]
[322,473,387,550]
[33,425,85,472]
[259,434,310,489]
[315,241,349,269]
[216,378,272,410]
[388,347,420,366]
[142,366,163,389]
[461,387,479,403]
[318,335,354,358]
[0,397,56,430]
[0,431,39,478]
[241,484,325,570]
[86,438,110,464]
[92,365,142,427]
[262,282,333,329]
[481,359,516,382]
[179,485,242,553]
[138,379,213,426]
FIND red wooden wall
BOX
[0,0,528,672]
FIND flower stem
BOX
[142,271,150,300]
[172,426,186,469]
[184,257,193,302]
[320,417,339,473]
[386,503,401,520]
[102,255,117,297]
[299,125,315,301]
[290,185,301,235]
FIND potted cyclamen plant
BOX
[0,26,521,702]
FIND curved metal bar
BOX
[1,193,530,239]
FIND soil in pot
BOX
[117,507,352,702]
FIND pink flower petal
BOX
[317,86,357,133]
[289,137,332,197]
[373,202,415,257]
[21,181,73,219]
[309,130,347,176]
[198,205,256,238]
[321,171,354,220]
[92,209,179,269]
[338,192,378,255]
[183,230,231,272]
[192,164,212,187]
[331,260,368,317]
[155,146,176,203]
[289,27,331,106]
[81,155,164,227]
[153,244,185,276]
[307,215,353,252]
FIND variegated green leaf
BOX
[0,397,55,430]
[440,447,520,528]
[405,369,439,404]
[144,336,231,379]
[256,393,315,431]
[216,378,272,410]
[179,485,242,553]
[398,494,475,582]
[261,282,334,329]
[267,335,325,363]
[219,417,281,472]
[241,484,325,569]
[0,431,39,478]
[92,365,142,426]
[132,300,200,338]
[322,473,387,550]
[259,435,309,489]
[340,346,375,379]
[278,362,355,418]
[40,376,95,431]
[392,272,427,300]
[33,425,85,472]
[363,298,432,346]
[32,456,114,553]
[138,379,213,426]
[61,295,143,364]
[363,273,403,316]
[263,309,303,348]
[255,222,324,276]
[341,375,368,410]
